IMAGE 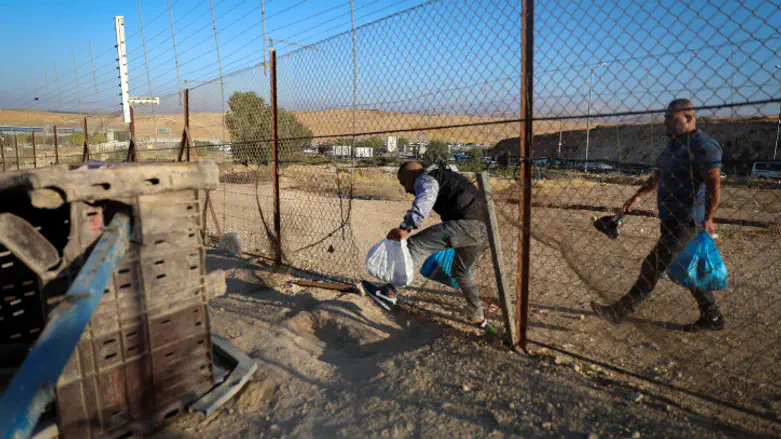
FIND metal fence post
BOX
[517,0,534,349]
[0,133,6,171]
[13,132,20,170]
[82,117,90,162]
[31,131,37,168]
[478,172,519,346]
[54,125,59,164]
[179,88,191,162]
[127,106,137,162]
[270,49,282,267]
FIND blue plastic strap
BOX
[0,213,131,439]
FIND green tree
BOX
[397,137,409,151]
[68,132,84,145]
[467,147,484,170]
[421,139,450,166]
[224,91,312,163]
[356,136,384,150]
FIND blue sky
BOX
[1,0,779,120]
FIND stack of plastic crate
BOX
[0,162,225,438]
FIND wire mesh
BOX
[1,0,781,434]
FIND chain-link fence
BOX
[2,0,780,434]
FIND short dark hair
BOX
[668,98,694,110]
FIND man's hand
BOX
[386,228,410,241]
[703,218,717,238]
[622,195,640,214]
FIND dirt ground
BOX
[151,253,764,439]
[197,170,781,437]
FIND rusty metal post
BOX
[185,88,190,162]
[31,131,37,168]
[13,132,20,170]
[82,117,90,162]
[270,49,282,266]
[54,125,59,164]
[127,106,137,162]
[0,132,6,171]
[517,0,534,349]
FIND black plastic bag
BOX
[593,214,624,239]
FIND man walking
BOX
[386,161,488,326]
[591,99,725,332]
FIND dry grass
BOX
[0,109,582,144]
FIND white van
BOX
[751,161,781,180]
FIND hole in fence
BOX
[154,260,164,265]
[163,409,180,420]
[192,308,199,313]
[127,346,138,352]
[4,296,16,302]
[29,328,40,334]
[161,318,171,325]
[10,299,21,306]
[111,411,125,418]
[0,251,10,257]
[22,280,34,286]
[13,310,24,317]
[127,331,138,337]
[188,233,195,238]
[156,274,166,280]
[155,239,165,245]
[2,262,13,269]
[10,333,21,340]
[190,266,198,271]
[24,291,35,297]
[119,283,132,289]
[92,183,111,191]
[87,211,99,217]
[103,338,116,346]
[195,321,202,326]
[186,205,194,211]
[197,339,204,345]
[1,284,13,291]
[165,351,174,358]
[104,289,111,295]
[116,431,133,439]
[104,353,118,360]
[118,268,130,274]
[145,178,160,186]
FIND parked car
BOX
[751,161,781,180]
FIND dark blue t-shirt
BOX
[656,129,722,224]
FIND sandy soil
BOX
[150,253,763,439]
[197,167,781,437]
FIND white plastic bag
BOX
[366,239,415,286]
[218,232,242,257]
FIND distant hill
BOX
[489,117,779,173]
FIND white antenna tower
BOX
[115,16,159,124]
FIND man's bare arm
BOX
[623,171,659,213]
[701,167,721,236]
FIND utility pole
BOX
[54,64,63,112]
[773,65,780,161]
[72,47,82,114]
[584,61,607,172]
[261,0,268,75]
[167,0,183,104]
[208,0,227,143]
[89,41,105,132]
[44,67,51,113]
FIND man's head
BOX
[398,161,425,194]
[664,98,696,137]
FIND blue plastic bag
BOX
[420,249,469,289]
[667,231,729,290]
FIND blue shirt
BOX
[656,129,722,224]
